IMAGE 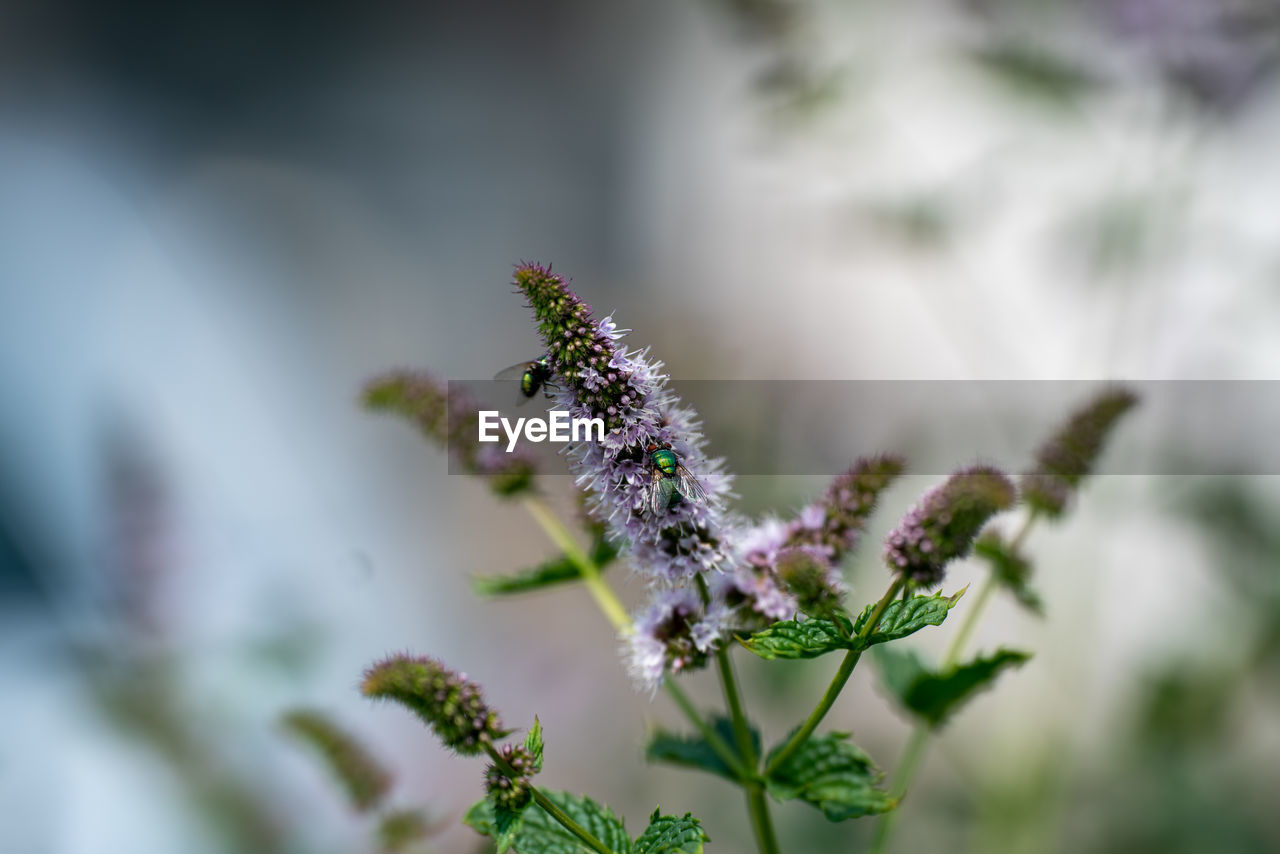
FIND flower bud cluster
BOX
[360,654,507,755]
[883,465,1016,587]
[1022,387,1138,518]
[484,743,538,812]
[363,371,537,497]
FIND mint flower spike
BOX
[513,262,738,692]
[785,454,906,563]
[361,654,509,755]
[280,709,391,812]
[364,371,537,497]
[1022,387,1139,519]
[512,263,734,583]
[883,465,1016,588]
[717,455,906,630]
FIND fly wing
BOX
[647,469,669,515]
[493,362,534,381]
[674,465,708,505]
[494,361,538,405]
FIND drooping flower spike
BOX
[363,371,538,498]
[360,654,509,755]
[1022,387,1138,518]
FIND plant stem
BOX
[524,497,750,782]
[664,678,755,783]
[764,578,903,777]
[485,743,617,854]
[715,646,781,854]
[870,511,1039,854]
[523,495,629,631]
[524,497,781,852]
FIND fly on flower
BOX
[644,441,707,515]
[494,355,555,405]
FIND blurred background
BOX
[2,1,1279,852]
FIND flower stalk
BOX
[764,577,904,777]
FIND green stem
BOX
[764,578,903,777]
[664,678,755,783]
[524,499,752,782]
[870,510,1039,854]
[523,496,630,632]
[715,646,781,854]
[485,743,617,854]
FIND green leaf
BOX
[526,717,545,774]
[969,42,1099,106]
[473,537,619,597]
[633,810,709,854]
[765,731,896,821]
[741,590,964,661]
[974,532,1044,615]
[850,588,966,648]
[493,801,527,854]
[875,647,1031,728]
[739,616,848,659]
[376,808,429,852]
[645,716,756,782]
[465,790,631,854]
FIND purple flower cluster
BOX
[515,264,734,583]
[883,466,1016,588]
[514,264,741,692]
[513,265,911,693]
[715,456,904,631]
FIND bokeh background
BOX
[3,1,1279,853]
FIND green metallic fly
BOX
[494,355,555,404]
[643,440,707,514]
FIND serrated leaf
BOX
[739,617,849,660]
[765,731,896,821]
[465,790,631,854]
[875,646,1031,727]
[645,716,756,782]
[850,588,966,648]
[473,538,619,597]
[526,717,545,774]
[493,802,527,854]
[741,590,963,661]
[633,810,709,854]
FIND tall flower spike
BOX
[512,263,733,583]
[361,654,508,755]
[364,371,537,497]
[883,465,1016,588]
[782,455,905,562]
[1022,387,1138,518]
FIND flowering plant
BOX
[287,263,1136,854]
